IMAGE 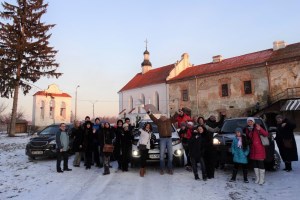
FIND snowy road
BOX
[1,134,300,200]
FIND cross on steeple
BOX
[145,39,148,50]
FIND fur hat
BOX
[187,121,194,126]
[123,123,129,128]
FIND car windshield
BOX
[221,119,266,133]
[39,125,60,135]
[138,121,175,133]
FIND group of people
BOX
[55,110,298,185]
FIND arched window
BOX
[60,102,66,119]
[49,99,55,119]
[40,100,45,119]
[129,96,133,110]
[141,94,145,105]
[155,92,160,111]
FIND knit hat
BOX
[187,121,194,126]
[247,117,255,122]
[235,127,243,134]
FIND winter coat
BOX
[176,113,192,128]
[276,119,298,162]
[149,114,176,138]
[99,127,115,147]
[114,126,124,154]
[138,129,151,149]
[56,129,69,151]
[83,127,93,152]
[178,128,192,145]
[189,132,208,161]
[245,125,268,160]
[71,126,84,152]
[231,136,250,164]
[120,129,133,152]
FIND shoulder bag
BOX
[259,134,269,146]
[103,132,114,153]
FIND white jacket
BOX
[138,128,151,149]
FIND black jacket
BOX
[189,132,206,161]
[71,126,84,152]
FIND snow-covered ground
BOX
[1,133,300,200]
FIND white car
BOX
[131,119,185,167]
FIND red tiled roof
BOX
[168,49,274,82]
[33,91,71,98]
[119,64,174,92]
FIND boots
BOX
[259,169,265,185]
[230,169,238,182]
[254,168,259,184]
[140,168,145,177]
[194,173,200,180]
[243,169,249,183]
[103,165,110,175]
[285,162,292,172]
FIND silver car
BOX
[131,119,185,167]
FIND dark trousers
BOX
[233,163,248,171]
[85,151,92,168]
[121,149,131,171]
[140,149,149,168]
[204,149,216,178]
[57,151,69,171]
[92,143,100,166]
[191,157,207,179]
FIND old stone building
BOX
[168,41,300,129]
[118,47,191,122]
[32,84,72,127]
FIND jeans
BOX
[159,137,173,170]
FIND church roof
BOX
[33,91,72,98]
[119,64,174,92]
[168,42,300,82]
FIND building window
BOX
[129,96,133,110]
[49,99,55,119]
[155,92,160,111]
[244,80,252,94]
[182,90,189,101]
[40,101,45,119]
[221,84,229,97]
[60,102,66,118]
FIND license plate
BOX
[149,154,160,159]
[31,151,43,155]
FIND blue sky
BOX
[1,0,300,120]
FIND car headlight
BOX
[175,149,183,156]
[213,138,221,145]
[172,139,181,145]
[49,140,56,145]
[132,150,139,156]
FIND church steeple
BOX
[141,39,152,74]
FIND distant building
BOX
[32,84,72,127]
[118,47,191,123]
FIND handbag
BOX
[138,144,147,150]
[283,139,293,148]
[103,133,114,153]
[259,135,269,146]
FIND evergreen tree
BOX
[0,0,61,136]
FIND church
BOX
[32,84,72,127]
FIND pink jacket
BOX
[246,126,268,160]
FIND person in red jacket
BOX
[245,117,268,185]
[178,122,193,170]
[176,109,192,128]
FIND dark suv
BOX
[25,123,73,159]
[213,117,281,171]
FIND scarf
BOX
[237,136,242,148]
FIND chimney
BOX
[273,40,286,51]
[212,55,223,63]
